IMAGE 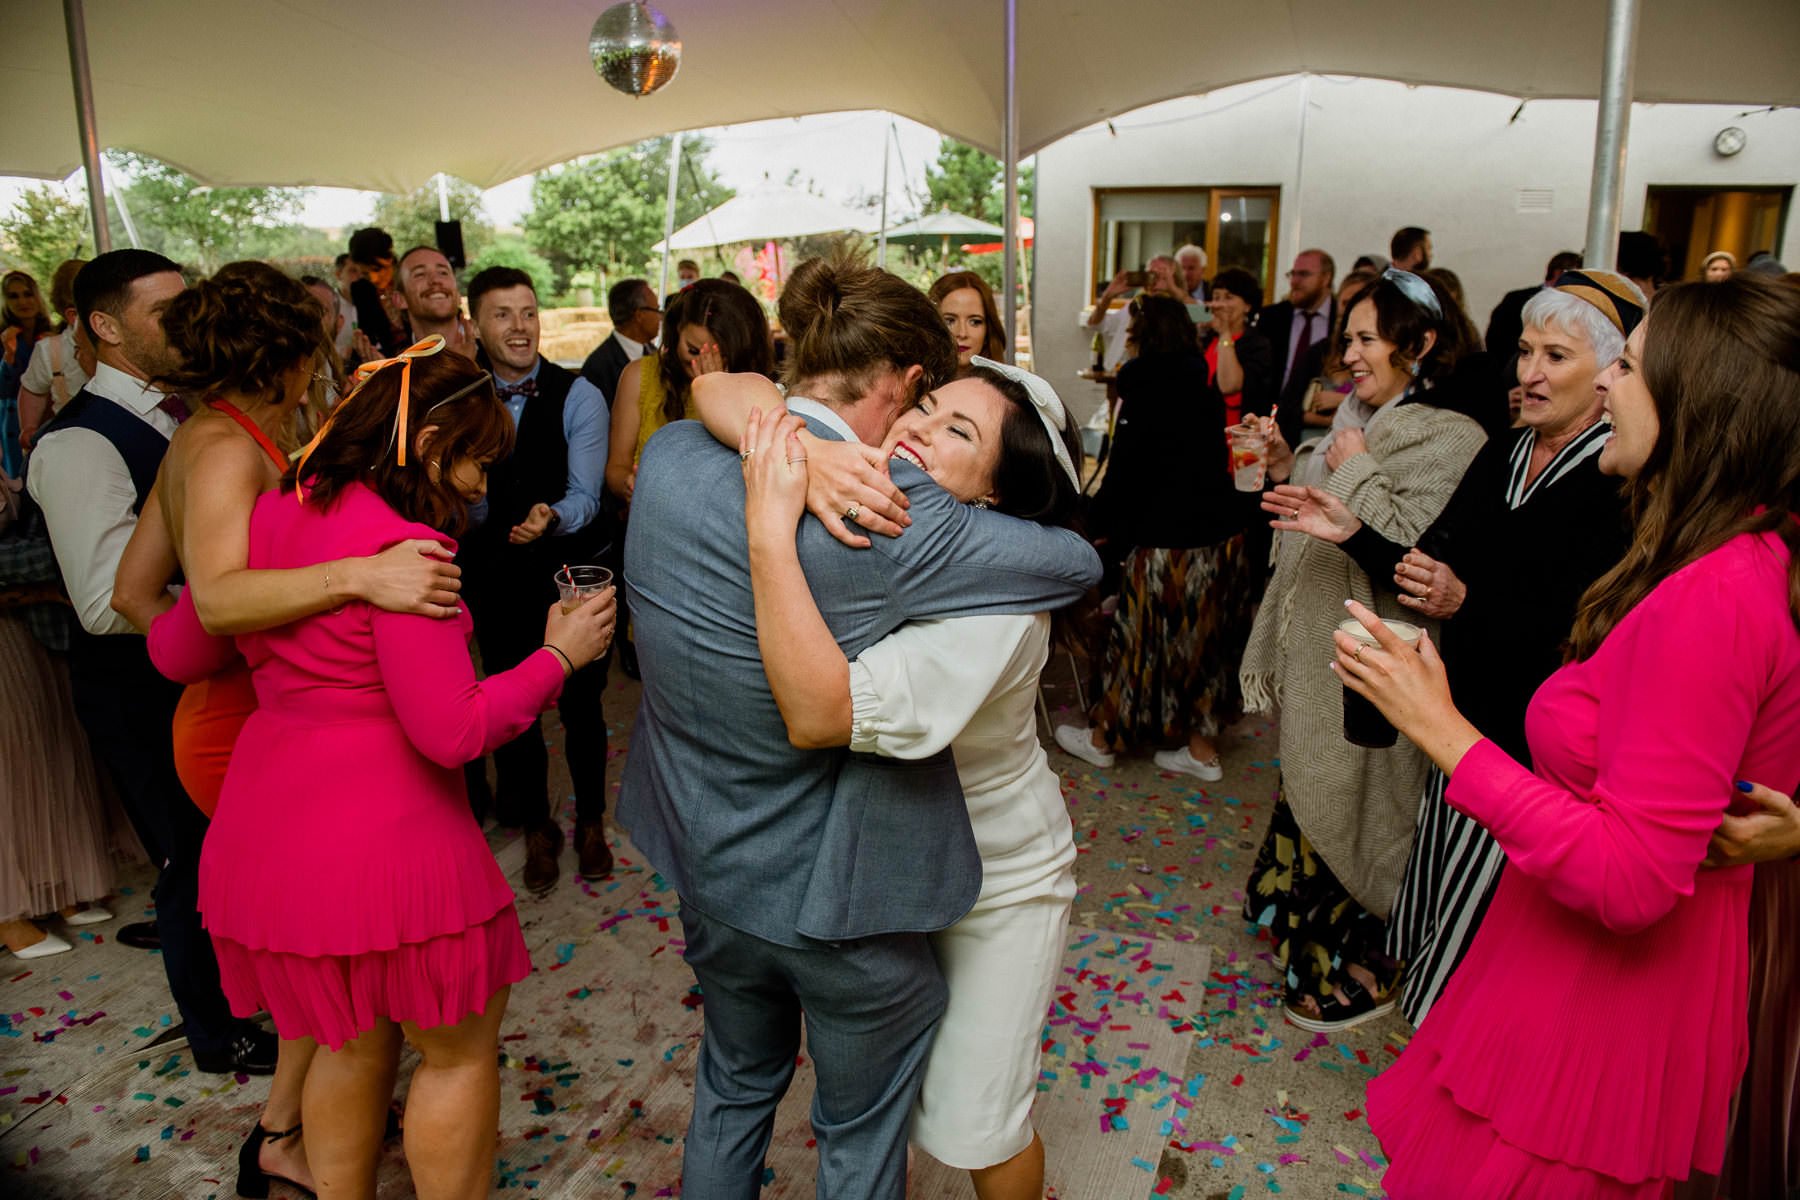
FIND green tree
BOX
[105,152,304,273]
[466,235,555,296]
[371,176,494,268]
[523,135,734,293]
[917,138,1035,296]
[0,186,91,286]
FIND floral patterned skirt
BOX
[1090,537,1257,751]
[1244,786,1402,1008]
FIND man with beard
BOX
[393,245,478,360]
[27,250,277,1076]
[462,267,612,893]
[1389,226,1433,272]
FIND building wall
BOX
[1033,75,1800,423]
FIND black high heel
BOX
[236,1121,313,1199]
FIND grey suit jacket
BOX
[618,415,1101,947]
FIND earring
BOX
[428,461,442,483]
[972,498,992,510]
[1408,360,1421,377]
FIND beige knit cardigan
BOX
[1240,399,1487,917]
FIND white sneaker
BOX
[1153,746,1224,782]
[11,931,73,959]
[1053,724,1115,768]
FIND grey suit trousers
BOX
[677,901,947,1199]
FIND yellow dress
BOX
[633,352,698,463]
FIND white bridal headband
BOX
[970,356,1081,488]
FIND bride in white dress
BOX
[735,360,1089,1200]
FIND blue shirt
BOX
[470,357,610,535]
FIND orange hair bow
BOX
[291,335,447,499]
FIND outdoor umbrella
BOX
[882,209,1007,270]
[650,187,880,253]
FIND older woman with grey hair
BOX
[1262,269,1643,1023]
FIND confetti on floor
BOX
[1,679,1394,1198]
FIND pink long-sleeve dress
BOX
[150,481,562,1050]
[1369,530,1800,1198]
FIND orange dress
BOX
[171,401,286,817]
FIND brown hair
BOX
[1569,275,1800,658]
[155,261,326,408]
[779,252,958,406]
[48,259,87,330]
[1126,294,1198,358]
[1328,271,1470,383]
[2,271,53,341]
[285,351,514,538]
[1421,268,1483,351]
[657,279,774,424]
[927,270,1007,362]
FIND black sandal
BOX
[237,1121,312,1199]
[1282,980,1397,1033]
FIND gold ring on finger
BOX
[844,504,860,522]
[1353,645,1364,663]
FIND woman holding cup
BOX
[1261,270,1642,1024]
[1236,269,1487,1031]
[1054,295,1259,781]
[149,346,616,1198]
[1344,274,1800,1198]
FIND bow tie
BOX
[496,378,538,401]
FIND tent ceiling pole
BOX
[1001,0,1018,363]
[1583,0,1640,272]
[62,0,109,253]
[659,131,684,298]
[877,122,891,268]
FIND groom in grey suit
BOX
[619,282,1099,1198]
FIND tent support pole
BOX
[1001,0,1019,363]
[63,0,109,253]
[1583,0,1640,271]
[877,122,891,268]
[659,131,684,298]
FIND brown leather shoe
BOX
[576,823,615,881]
[522,822,564,896]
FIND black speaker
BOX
[435,220,466,270]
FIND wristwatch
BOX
[544,509,563,535]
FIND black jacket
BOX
[1091,352,1256,550]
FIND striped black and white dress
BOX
[1386,421,1616,1026]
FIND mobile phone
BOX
[1124,271,1148,287]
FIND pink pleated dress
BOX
[151,482,562,1050]
[1369,531,1800,1198]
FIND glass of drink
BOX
[1336,616,1423,748]
[1229,424,1267,492]
[554,565,613,614]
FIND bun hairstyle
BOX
[156,261,326,407]
[1570,274,1800,658]
[1329,270,1470,383]
[657,278,774,424]
[779,252,958,406]
[927,270,1007,362]
[284,350,514,538]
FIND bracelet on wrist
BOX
[543,644,575,676]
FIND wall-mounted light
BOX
[1713,126,1747,157]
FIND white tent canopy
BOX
[4,0,1797,192]
[651,187,879,252]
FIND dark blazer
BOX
[618,415,1101,947]
[1484,285,1542,359]
[1257,297,1338,392]
[579,332,635,403]
[1092,351,1254,550]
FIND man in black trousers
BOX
[26,250,275,1075]
[462,267,613,894]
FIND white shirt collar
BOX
[783,396,860,443]
[85,361,170,416]
[613,329,650,360]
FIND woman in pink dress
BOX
[152,345,616,1200]
[1332,273,1800,1198]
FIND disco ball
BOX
[589,2,682,98]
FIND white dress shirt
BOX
[26,362,177,636]
[612,328,651,364]
[1078,306,1132,373]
